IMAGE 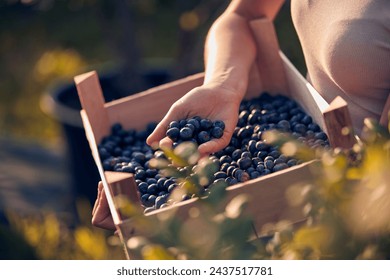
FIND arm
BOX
[147,0,285,155]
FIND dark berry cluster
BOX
[98,92,329,213]
[166,117,225,148]
[208,93,329,185]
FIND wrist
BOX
[204,67,249,100]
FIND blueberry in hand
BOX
[198,131,210,144]
[211,126,224,139]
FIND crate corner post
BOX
[74,70,111,144]
[323,96,357,149]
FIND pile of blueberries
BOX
[98,93,329,212]
[166,117,225,147]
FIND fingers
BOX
[146,119,168,147]
[146,103,184,147]
[91,182,116,231]
[159,136,173,150]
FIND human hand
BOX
[91,182,116,230]
[146,83,243,156]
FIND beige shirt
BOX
[291,0,390,135]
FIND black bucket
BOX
[41,68,172,206]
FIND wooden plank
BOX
[280,52,329,132]
[323,96,357,149]
[249,18,289,96]
[74,71,110,143]
[118,161,315,240]
[80,110,122,226]
[105,73,204,131]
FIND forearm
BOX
[204,12,256,100]
[203,0,285,99]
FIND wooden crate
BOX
[75,19,356,259]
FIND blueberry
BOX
[262,169,271,176]
[220,163,230,172]
[277,120,291,132]
[145,169,158,178]
[301,115,312,125]
[133,152,146,164]
[232,149,242,161]
[211,126,224,139]
[187,118,200,131]
[138,182,148,193]
[225,177,238,186]
[155,196,167,209]
[147,195,157,206]
[214,171,228,179]
[220,155,232,165]
[121,165,135,173]
[224,145,235,155]
[179,119,187,128]
[250,171,261,179]
[239,111,250,123]
[248,140,257,154]
[146,178,157,185]
[234,169,250,182]
[156,178,167,189]
[241,151,252,158]
[265,160,274,170]
[98,147,111,160]
[185,123,195,132]
[237,127,251,139]
[141,193,149,204]
[237,157,252,170]
[273,163,289,172]
[293,124,307,134]
[264,156,274,162]
[248,111,261,124]
[255,141,269,151]
[315,132,328,141]
[111,123,123,134]
[308,123,321,132]
[256,151,268,160]
[180,126,193,140]
[169,121,180,129]
[197,131,210,144]
[213,120,225,130]
[256,164,265,173]
[227,165,236,176]
[167,184,177,193]
[269,150,280,159]
[166,127,180,141]
[135,169,146,180]
[230,137,240,148]
[200,118,213,130]
[287,159,298,167]
[147,184,157,194]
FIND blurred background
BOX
[0,0,304,259]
